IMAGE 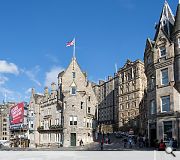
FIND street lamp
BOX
[175,111,180,147]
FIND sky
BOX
[0,0,178,103]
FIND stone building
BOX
[144,1,180,146]
[58,57,97,147]
[92,59,146,134]
[9,102,29,147]
[30,57,97,147]
[117,59,147,134]
[0,102,15,141]
[93,76,117,133]
[28,89,44,147]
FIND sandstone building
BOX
[93,59,147,134]
[144,1,180,146]
[93,76,118,133]
[29,57,97,147]
[117,60,147,133]
[0,102,15,141]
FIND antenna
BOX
[4,92,7,104]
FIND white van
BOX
[0,140,10,147]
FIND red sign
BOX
[10,102,24,125]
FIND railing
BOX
[37,125,63,132]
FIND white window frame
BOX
[178,38,180,48]
[161,96,170,112]
[161,68,168,85]
[48,133,51,142]
[70,116,73,125]
[73,116,77,125]
[150,100,156,115]
[126,103,129,109]
[120,104,123,110]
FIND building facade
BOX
[92,59,147,134]
[117,59,147,134]
[9,102,29,147]
[30,57,97,147]
[0,102,16,141]
[93,76,117,133]
[144,1,180,146]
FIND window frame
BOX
[161,68,169,85]
[71,86,76,95]
[178,38,180,48]
[72,72,76,78]
[161,96,170,112]
[88,107,91,113]
[150,100,156,115]
[159,46,166,57]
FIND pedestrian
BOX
[134,136,137,145]
[145,137,149,148]
[106,137,108,144]
[102,131,105,140]
[143,136,146,147]
[108,138,111,144]
[158,139,166,151]
[95,132,98,140]
[129,138,132,148]
[123,138,127,148]
[172,138,177,151]
[79,139,83,146]
[139,136,143,148]
[169,138,173,147]
[100,139,104,150]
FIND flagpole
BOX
[73,38,76,58]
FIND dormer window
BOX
[160,46,166,57]
[71,87,76,95]
[147,55,151,64]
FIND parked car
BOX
[0,140,10,147]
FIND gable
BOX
[61,58,87,91]
[145,38,153,53]
[154,28,172,46]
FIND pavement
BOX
[0,134,179,151]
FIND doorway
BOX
[70,133,76,146]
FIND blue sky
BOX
[0,0,177,103]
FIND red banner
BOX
[10,102,24,125]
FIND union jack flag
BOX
[66,39,74,47]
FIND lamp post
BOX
[175,111,180,147]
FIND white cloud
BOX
[0,60,19,75]
[45,66,64,87]
[22,65,42,86]
[0,75,9,85]
[25,88,32,94]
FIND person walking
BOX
[100,139,104,150]
[123,138,128,148]
[129,138,133,148]
[158,139,166,151]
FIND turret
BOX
[44,86,49,98]
[51,82,56,95]
[172,1,180,92]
